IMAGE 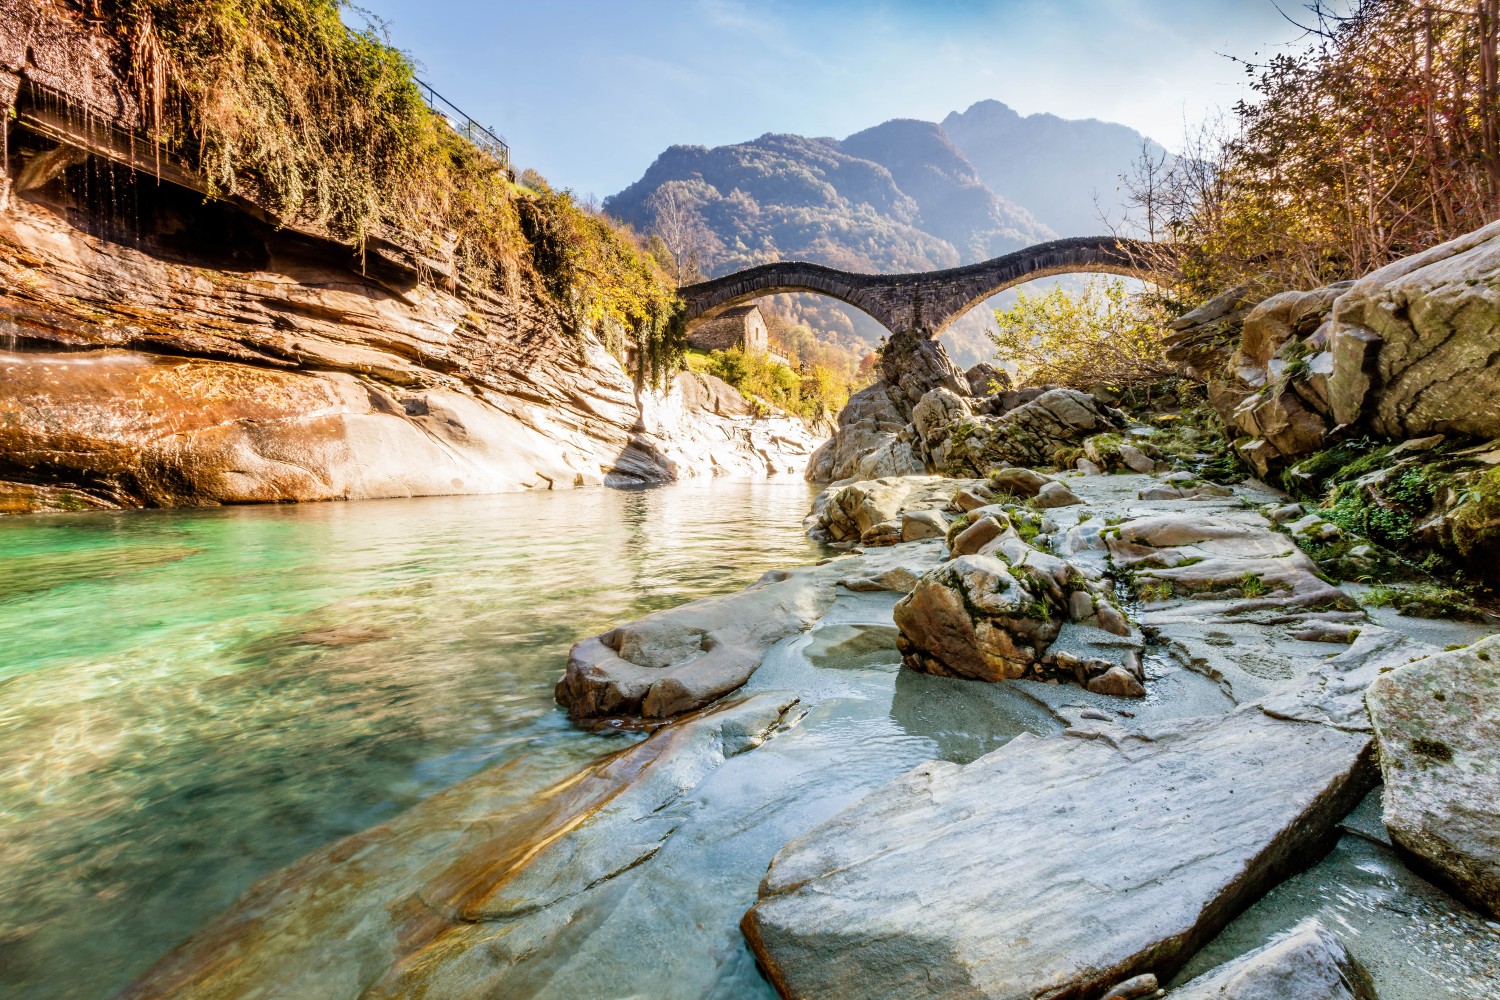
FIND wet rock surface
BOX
[1366,635,1500,916]
[1170,919,1377,1000]
[109,463,1500,1000]
[556,543,946,721]
[119,693,804,1000]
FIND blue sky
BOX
[351,0,1314,199]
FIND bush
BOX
[97,1,682,384]
[988,278,1176,391]
[703,347,846,420]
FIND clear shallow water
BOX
[0,481,824,1000]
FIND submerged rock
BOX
[121,692,801,1000]
[1171,919,1378,1000]
[1366,635,1500,916]
[742,708,1376,1000]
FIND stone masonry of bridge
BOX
[679,236,1158,338]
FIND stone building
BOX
[687,304,769,353]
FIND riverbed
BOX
[0,480,825,999]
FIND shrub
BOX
[988,278,1176,391]
[97,1,683,383]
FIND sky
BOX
[350,0,1317,200]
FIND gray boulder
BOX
[1171,919,1377,999]
[741,709,1376,999]
[1328,217,1500,437]
[1366,635,1500,916]
[556,567,835,719]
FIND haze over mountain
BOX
[606,100,1166,366]
[943,100,1167,237]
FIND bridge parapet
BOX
[679,237,1160,338]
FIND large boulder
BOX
[1328,217,1500,438]
[555,565,836,719]
[895,512,1134,691]
[741,708,1377,1000]
[1171,919,1378,1000]
[947,388,1125,475]
[893,554,1062,681]
[804,381,922,483]
[1366,635,1500,917]
[910,386,973,470]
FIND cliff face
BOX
[0,194,819,510]
[0,3,819,512]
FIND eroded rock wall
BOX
[0,174,819,508]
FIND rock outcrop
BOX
[741,707,1377,1000]
[806,329,1125,483]
[1366,635,1500,916]
[1175,221,1500,482]
[0,194,821,508]
[804,475,976,546]
[1171,919,1378,1000]
[556,541,947,720]
[893,497,1138,693]
[0,9,822,511]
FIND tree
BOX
[647,181,719,286]
[1125,0,1500,299]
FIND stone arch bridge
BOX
[679,236,1160,337]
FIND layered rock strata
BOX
[0,6,821,510]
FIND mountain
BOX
[604,130,1052,275]
[605,101,1163,366]
[836,119,1054,260]
[942,100,1169,237]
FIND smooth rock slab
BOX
[1172,919,1377,999]
[1366,635,1500,916]
[742,708,1375,1000]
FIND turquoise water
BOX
[0,481,824,1000]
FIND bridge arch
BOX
[679,237,1161,338]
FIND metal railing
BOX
[415,80,511,176]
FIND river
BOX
[0,480,825,999]
[4,479,1497,999]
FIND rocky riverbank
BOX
[122,218,1500,993]
[115,462,1500,999]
